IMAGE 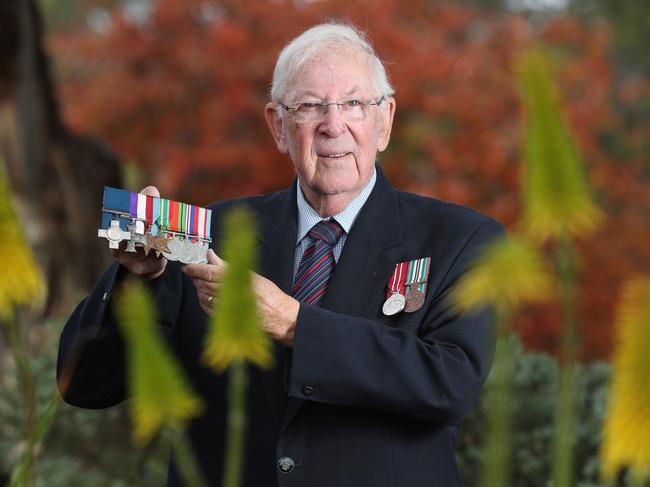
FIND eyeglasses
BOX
[278,96,386,124]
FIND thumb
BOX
[140,185,160,198]
[208,248,224,266]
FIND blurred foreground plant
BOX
[0,164,55,487]
[453,236,553,320]
[202,207,273,487]
[114,279,205,486]
[453,236,552,486]
[454,45,606,487]
[202,207,273,372]
[0,166,45,321]
[517,49,604,243]
[601,276,650,486]
[516,46,604,487]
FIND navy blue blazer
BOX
[58,167,504,487]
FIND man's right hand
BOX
[110,185,167,280]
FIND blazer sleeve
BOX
[56,261,185,409]
[287,220,504,426]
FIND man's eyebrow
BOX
[344,87,362,97]
[290,86,365,101]
[292,90,323,100]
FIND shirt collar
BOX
[296,167,377,244]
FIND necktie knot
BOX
[308,220,343,246]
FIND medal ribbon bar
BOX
[386,261,408,299]
[99,187,213,264]
[405,257,431,292]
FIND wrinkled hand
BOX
[111,185,167,280]
[182,249,300,347]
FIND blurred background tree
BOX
[29,0,647,359]
[0,0,121,317]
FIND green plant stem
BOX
[168,425,207,487]
[128,433,160,487]
[33,390,60,447]
[3,315,37,487]
[223,360,248,487]
[483,311,516,487]
[552,236,579,487]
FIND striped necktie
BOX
[292,220,343,305]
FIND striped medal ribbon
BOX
[404,257,431,313]
[151,197,161,236]
[129,193,147,235]
[382,261,408,316]
[160,198,170,235]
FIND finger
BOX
[200,300,214,315]
[113,246,159,264]
[183,262,223,282]
[199,292,217,315]
[192,279,221,296]
[111,247,140,263]
[140,185,160,198]
[111,244,141,258]
[201,290,218,304]
[133,257,166,276]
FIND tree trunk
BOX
[0,0,121,317]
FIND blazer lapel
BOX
[321,167,404,317]
[258,185,298,294]
[255,184,298,426]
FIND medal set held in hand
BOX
[382,257,431,316]
[97,187,212,264]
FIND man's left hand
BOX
[182,249,299,347]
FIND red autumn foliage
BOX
[49,0,650,360]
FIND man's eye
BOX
[344,100,362,107]
[299,102,321,110]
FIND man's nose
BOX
[318,103,347,137]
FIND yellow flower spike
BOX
[0,165,45,320]
[452,236,553,321]
[202,207,273,372]
[516,48,604,243]
[601,276,650,484]
[114,280,204,444]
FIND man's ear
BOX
[265,103,289,154]
[377,96,396,152]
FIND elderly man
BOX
[58,22,503,487]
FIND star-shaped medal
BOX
[144,234,172,257]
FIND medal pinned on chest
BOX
[383,257,431,316]
[97,187,213,264]
[404,257,431,313]
[382,261,408,316]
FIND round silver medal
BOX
[165,238,183,261]
[382,292,406,316]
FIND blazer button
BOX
[301,386,314,396]
[277,456,295,473]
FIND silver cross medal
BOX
[98,220,131,249]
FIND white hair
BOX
[270,22,395,102]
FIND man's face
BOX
[265,48,395,206]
